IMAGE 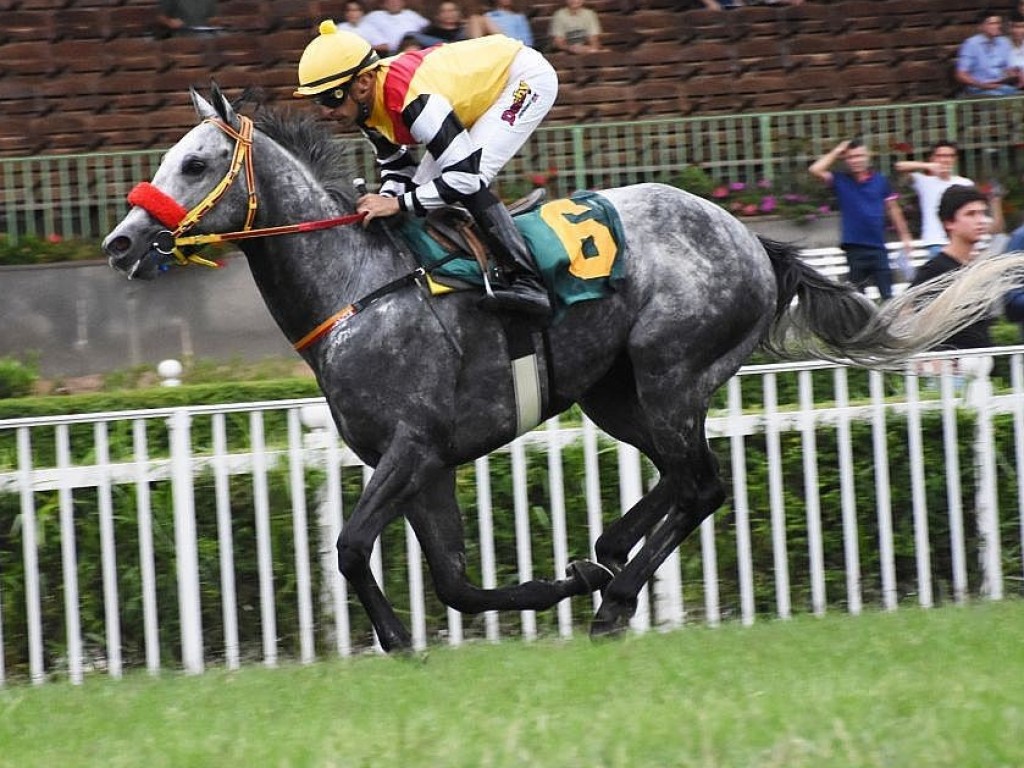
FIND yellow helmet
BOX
[294,20,380,98]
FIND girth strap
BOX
[293,249,464,352]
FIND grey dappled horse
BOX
[104,87,1024,650]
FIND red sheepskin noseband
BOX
[127,182,188,229]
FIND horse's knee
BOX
[336,538,368,581]
[594,534,625,571]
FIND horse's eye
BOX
[182,158,206,175]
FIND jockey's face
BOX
[318,72,375,126]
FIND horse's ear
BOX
[190,87,218,121]
[209,81,240,131]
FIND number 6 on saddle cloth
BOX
[400,190,629,318]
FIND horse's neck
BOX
[241,142,396,348]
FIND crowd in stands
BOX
[3,0,1016,156]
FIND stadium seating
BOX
[0,0,966,156]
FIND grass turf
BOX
[1,600,1022,767]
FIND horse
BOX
[103,86,1024,651]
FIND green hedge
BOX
[1,408,1021,680]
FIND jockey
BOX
[294,21,556,323]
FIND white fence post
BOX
[728,377,755,626]
[132,419,161,675]
[547,418,573,639]
[251,411,278,666]
[17,427,44,684]
[474,455,500,643]
[211,414,240,670]
[834,368,862,616]
[94,422,122,678]
[763,372,791,619]
[869,370,897,611]
[511,438,536,640]
[799,370,826,616]
[169,409,204,675]
[905,371,934,608]
[968,360,1003,599]
[56,425,83,684]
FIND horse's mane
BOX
[254,108,358,208]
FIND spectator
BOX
[156,0,220,34]
[549,0,602,55]
[1009,13,1024,87]
[809,138,913,302]
[398,32,425,51]
[956,13,1020,97]
[485,0,533,47]
[910,185,1002,350]
[360,0,429,55]
[414,1,498,47]
[336,0,370,36]
[894,140,972,260]
[696,0,804,7]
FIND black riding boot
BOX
[470,196,553,323]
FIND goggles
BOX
[314,82,352,109]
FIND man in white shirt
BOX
[1009,14,1024,86]
[359,0,428,55]
[895,140,973,259]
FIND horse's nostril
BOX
[107,235,132,255]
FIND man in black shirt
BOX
[910,185,993,349]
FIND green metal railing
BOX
[3,97,1023,245]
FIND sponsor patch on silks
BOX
[395,191,627,320]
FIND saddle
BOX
[422,187,547,283]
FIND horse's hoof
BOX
[589,613,629,640]
[566,559,615,593]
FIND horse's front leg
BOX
[337,424,444,653]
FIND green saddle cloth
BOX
[394,191,628,319]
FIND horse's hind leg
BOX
[407,470,613,614]
[579,360,675,577]
[591,414,726,636]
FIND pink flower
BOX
[757,179,773,189]
[729,181,746,192]
[741,203,759,216]
[817,204,831,214]
[47,233,63,244]
[712,185,730,199]
[759,196,777,213]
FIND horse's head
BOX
[104,84,257,279]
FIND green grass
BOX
[2,601,1022,767]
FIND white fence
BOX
[2,350,1024,686]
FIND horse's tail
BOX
[759,236,1024,368]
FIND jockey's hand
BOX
[357,193,401,224]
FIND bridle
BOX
[125,113,454,353]
[126,115,366,268]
